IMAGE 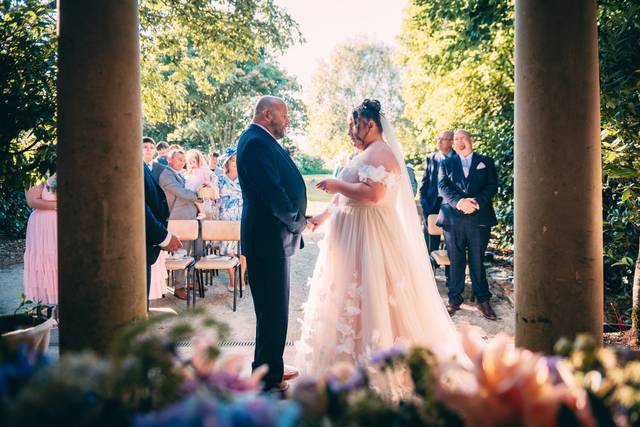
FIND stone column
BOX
[57,0,146,353]
[514,0,602,352]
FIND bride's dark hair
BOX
[352,99,383,132]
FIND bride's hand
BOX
[316,179,340,194]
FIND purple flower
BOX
[369,345,408,366]
[327,367,366,394]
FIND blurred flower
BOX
[369,345,408,366]
[325,362,366,393]
[438,327,597,427]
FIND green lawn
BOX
[304,174,334,203]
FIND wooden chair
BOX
[165,219,199,307]
[194,220,243,311]
[427,214,450,267]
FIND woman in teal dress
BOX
[217,147,246,291]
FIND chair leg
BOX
[238,261,243,299]
[199,270,205,298]
[233,267,237,312]
[192,269,197,307]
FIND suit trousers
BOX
[442,222,492,306]
[247,254,290,389]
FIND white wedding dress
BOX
[294,118,461,397]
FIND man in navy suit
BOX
[420,130,454,253]
[437,129,498,320]
[237,96,308,392]
[143,140,181,306]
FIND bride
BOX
[293,99,461,393]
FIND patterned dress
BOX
[217,174,242,255]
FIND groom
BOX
[237,96,308,392]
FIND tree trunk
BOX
[631,236,640,345]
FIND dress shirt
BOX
[460,152,474,178]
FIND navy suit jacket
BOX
[144,164,170,265]
[436,152,498,227]
[419,151,456,215]
[237,124,307,258]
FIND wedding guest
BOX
[155,141,170,165]
[406,163,418,196]
[170,143,183,151]
[217,147,246,291]
[23,175,58,305]
[143,140,169,299]
[143,137,166,183]
[209,150,224,175]
[158,149,203,300]
[185,149,219,219]
[437,129,498,321]
[420,131,455,253]
[332,152,349,178]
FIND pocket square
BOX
[477,162,486,169]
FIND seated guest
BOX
[217,147,246,291]
[185,149,219,219]
[155,141,170,165]
[158,149,204,300]
[23,175,58,306]
[332,152,349,178]
[406,163,418,196]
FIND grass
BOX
[304,174,334,203]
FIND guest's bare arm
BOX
[25,184,56,210]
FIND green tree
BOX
[0,0,57,237]
[140,0,304,152]
[145,53,307,153]
[399,0,640,321]
[306,39,406,161]
[399,0,514,245]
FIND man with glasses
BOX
[420,130,455,255]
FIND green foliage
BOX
[306,39,407,161]
[400,0,640,300]
[293,153,328,175]
[598,0,640,298]
[140,0,305,152]
[399,0,514,246]
[0,0,57,237]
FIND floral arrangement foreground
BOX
[1,311,638,427]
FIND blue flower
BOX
[369,345,408,366]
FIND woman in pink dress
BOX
[23,175,58,304]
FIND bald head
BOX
[436,130,454,155]
[252,95,289,140]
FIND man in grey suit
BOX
[158,149,203,300]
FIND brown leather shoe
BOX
[447,303,461,316]
[478,301,497,321]
[283,369,299,381]
[174,287,187,300]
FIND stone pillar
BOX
[514,0,602,352]
[57,0,146,353]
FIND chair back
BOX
[168,219,199,241]
[202,220,240,242]
[427,214,444,236]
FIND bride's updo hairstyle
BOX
[352,99,383,132]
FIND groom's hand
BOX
[161,234,183,252]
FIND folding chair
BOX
[194,220,243,311]
[165,219,199,307]
[427,214,450,268]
